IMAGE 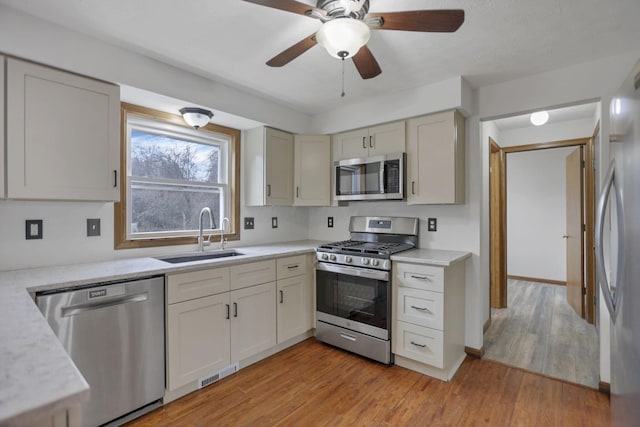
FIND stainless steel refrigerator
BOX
[596,59,640,426]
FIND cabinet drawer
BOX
[394,321,444,369]
[394,263,444,292]
[276,255,308,279]
[230,260,276,290]
[396,287,443,330]
[167,267,230,304]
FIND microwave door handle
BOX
[380,163,386,193]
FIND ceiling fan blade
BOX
[241,0,324,17]
[266,34,318,67]
[352,45,381,79]
[367,10,464,32]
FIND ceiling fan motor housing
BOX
[317,0,369,19]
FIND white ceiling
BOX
[1,0,639,118]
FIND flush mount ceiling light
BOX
[179,107,213,129]
[530,111,549,126]
[316,18,371,59]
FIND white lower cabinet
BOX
[165,255,313,401]
[276,255,312,344]
[392,260,466,381]
[167,292,231,391]
[230,282,277,361]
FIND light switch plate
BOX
[272,217,278,229]
[427,218,437,232]
[87,218,101,237]
[26,219,43,240]
[328,217,334,228]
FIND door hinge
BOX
[582,287,587,295]
[582,224,586,232]
[581,160,586,168]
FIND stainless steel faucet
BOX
[198,207,215,252]
[220,217,230,250]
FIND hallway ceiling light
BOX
[179,107,213,129]
[530,111,549,126]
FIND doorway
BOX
[486,134,599,388]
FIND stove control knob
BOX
[345,256,353,263]
[329,254,337,261]
[362,258,370,266]
[321,253,329,260]
[372,259,380,267]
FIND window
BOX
[115,103,240,249]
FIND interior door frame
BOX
[489,136,596,324]
[489,138,507,308]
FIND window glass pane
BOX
[130,130,220,183]
[131,182,221,233]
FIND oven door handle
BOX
[316,262,389,281]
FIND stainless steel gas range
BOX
[315,216,419,364]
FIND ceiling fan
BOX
[242,0,464,79]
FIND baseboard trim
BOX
[465,346,484,358]
[483,318,491,334]
[508,275,566,286]
[599,381,610,395]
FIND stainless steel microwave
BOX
[334,153,405,201]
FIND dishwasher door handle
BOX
[61,293,148,317]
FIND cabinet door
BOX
[277,274,311,344]
[294,135,330,206]
[368,121,406,156]
[230,282,277,362]
[167,293,231,391]
[333,128,368,160]
[6,58,120,201]
[265,127,294,206]
[406,111,464,204]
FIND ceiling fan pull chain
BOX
[341,57,346,98]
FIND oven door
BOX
[316,262,390,340]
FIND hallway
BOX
[484,280,599,388]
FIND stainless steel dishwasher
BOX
[37,276,165,427]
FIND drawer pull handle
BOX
[410,341,427,348]
[340,333,357,342]
[410,305,431,313]
[233,302,238,318]
[287,265,299,269]
[226,304,230,320]
[410,275,430,280]
[280,290,284,304]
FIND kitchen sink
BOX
[157,250,243,264]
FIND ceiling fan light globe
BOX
[316,18,370,59]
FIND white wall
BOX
[506,147,575,282]
[500,118,595,147]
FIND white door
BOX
[294,135,331,206]
[265,128,293,206]
[368,121,406,156]
[167,293,231,390]
[230,282,277,362]
[277,274,311,343]
[333,128,368,160]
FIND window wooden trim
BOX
[114,102,241,250]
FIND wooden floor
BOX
[484,280,600,388]
[126,338,609,427]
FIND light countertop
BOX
[390,248,472,266]
[0,240,322,427]
[0,241,470,425]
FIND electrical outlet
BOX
[272,217,278,228]
[244,217,254,230]
[87,218,101,237]
[427,218,437,232]
[26,219,43,240]
[328,217,334,228]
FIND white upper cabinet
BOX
[0,55,5,199]
[294,134,331,206]
[406,110,465,205]
[6,58,120,201]
[332,121,405,160]
[245,126,294,206]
